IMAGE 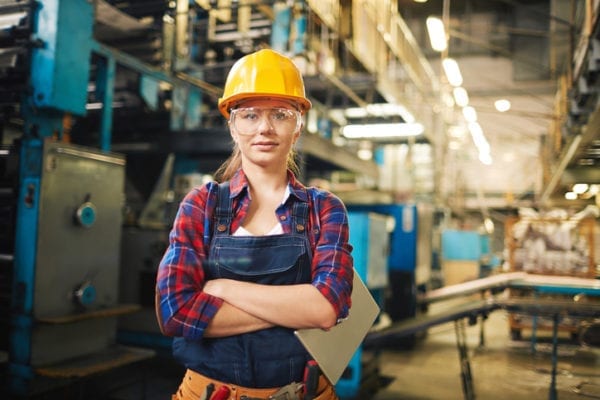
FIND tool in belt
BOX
[239,382,304,400]
[202,361,322,400]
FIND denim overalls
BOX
[173,182,313,388]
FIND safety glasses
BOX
[229,107,302,134]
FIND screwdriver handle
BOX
[303,360,320,400]
[210,385,230,400]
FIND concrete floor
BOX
[370,308,600,400]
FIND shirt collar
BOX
[228,169,308,203]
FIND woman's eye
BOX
[241,112,258,120]
[272,111,289,120]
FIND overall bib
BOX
[172,182,313,388]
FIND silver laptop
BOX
[294,270,380,384]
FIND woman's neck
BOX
[242,163,288,193]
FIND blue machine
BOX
[4,1,157,395]
[347,203,432,325]
[335,211,389,399]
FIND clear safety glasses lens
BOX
[230,107,301,134]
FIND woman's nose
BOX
[256,112,275,132]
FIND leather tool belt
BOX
[174,369,338,400]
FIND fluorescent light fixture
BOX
[426,17,447,52]
[494,99,511,112]
[468,122,490,154]
[357,148,373,160]
[453,87,469,107]
[344,107,368,119]
[478,151,492,165]
[442,58,463,87]
[344,103,415,123]
[462,106,477,122]
[572,183,589,194]
[357,141,372,160]
[483,217,495,234]
[341,123,425,139]
[565,192,577,200]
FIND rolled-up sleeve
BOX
[155,184,223,339]
[309,191,354,320]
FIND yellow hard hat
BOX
[218,49,312,118]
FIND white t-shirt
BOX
[233,186,290,237]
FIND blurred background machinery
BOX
[347,204,434,333]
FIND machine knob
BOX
[73,281,97,307]
[75,201,97,228]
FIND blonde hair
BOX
[214,142,300,182]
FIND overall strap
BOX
[214,181,232,235]
[291,199,309,234]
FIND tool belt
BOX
[173,369,338,400]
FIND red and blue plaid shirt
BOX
[156,169,354,339]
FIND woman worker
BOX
[156,48,354,400]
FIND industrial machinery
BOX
[335,211,389,399]
[0,1,153,396]
[1,139,149,397]
[347,203,434,346]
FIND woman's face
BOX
[229,98,303,170]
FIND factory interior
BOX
[1,0,599,399]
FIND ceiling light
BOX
[341,123,425,139]
[426,17,447,52]
[483,217,495,234]
[462,106,477,122]
[357,141,373,160]
[343,103,415,123]
[494,99,511,112]
[453,87,469,107]
[479,151,493,165]
[572,183,589,194]
[357,148,373,160]
[468,122,490,154]
[442,58,463,87]
[344,107,368,119]
[565,192,577,200]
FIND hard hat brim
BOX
[219,93,312,119]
